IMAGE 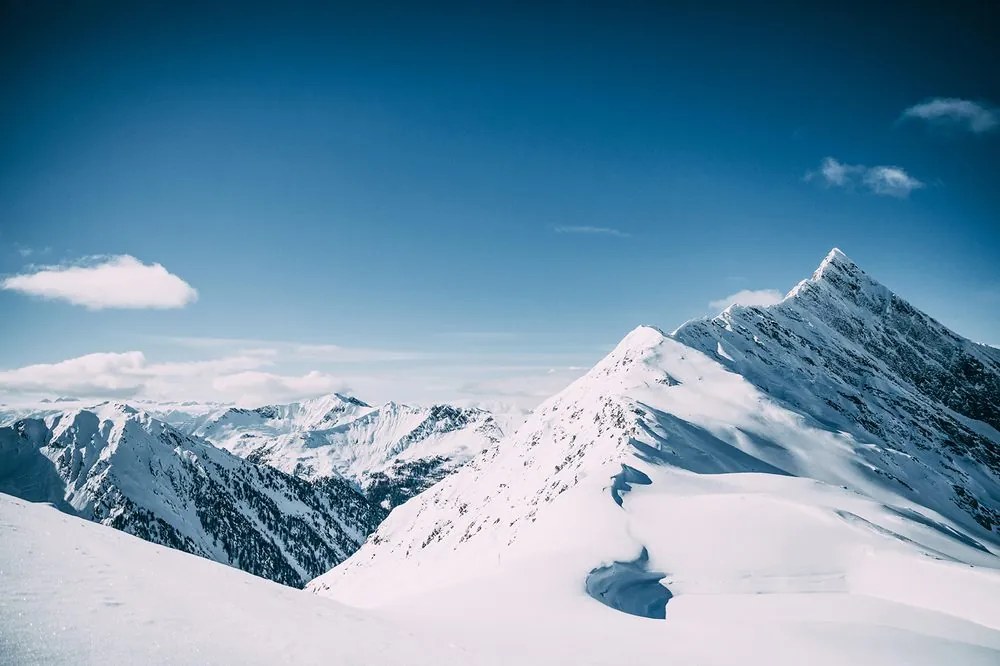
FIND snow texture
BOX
[0,493,495,664]
[310,249,1000,664]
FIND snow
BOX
[673,248,1000,542]
[188,394,510,500]
[3,248,999,664]
[186,393,505,497]
[0,403,384,587]
[310,251,1000,664]
[0,493,494,665]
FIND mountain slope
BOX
[191,394,504,508]
[310,250,1000,664]
[673,248,1000,537]
[0,403,384,587]
[0,493,494,665]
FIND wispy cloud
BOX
[433,331,520,343]
[862,166,924,198]
[160,336,426,363]
[806,157,923,198]
[901,98,997,133]
[2,255,197,309]
[554,225,631,238]
[709,289,784,312]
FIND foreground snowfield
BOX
[0,493,494,665]
[333,472,1000,665]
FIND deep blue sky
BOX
[0,1,997,406]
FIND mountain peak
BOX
[815,247,861,278]
[616,325,666,350]
[785,247,876,302]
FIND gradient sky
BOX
[1,1,997,408]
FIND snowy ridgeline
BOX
[0,392,510,511]
[2,248,1000,664]
[310,250,1000,663]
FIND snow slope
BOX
[0,493,494,665]
[191,393,504,508]
[0,403,384,587]
[310,250,1000,664]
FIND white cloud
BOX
[554,226,630,238]
[806,157,923,198]
[0,352,149,397]
[211,370,346,405]
[0,348,590,410]
[902,98,997,133]
[0,351,341,405]
[709,289,784,312]
[2,255,198,309]
[862,166,925,198]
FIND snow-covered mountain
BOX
[0,402,385,587]
[309,249,1000,664]
[188,393,505,508]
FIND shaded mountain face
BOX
[0,403,385,587]
[310,250,999,662]
[188,395,504,509]
[673,248,1000,534]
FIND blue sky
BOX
[1,2,997,407]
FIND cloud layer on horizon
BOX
[0,350,346,406]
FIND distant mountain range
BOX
[0,393,508,586]
[0,402,384,587]
[184,393,504,509]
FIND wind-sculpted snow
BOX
[585,547,671,619]
[190,394,504,508]
[311,251,1000,664]
[609,463,652,507]
[0,403,385,587]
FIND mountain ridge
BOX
[309,248,1000,663]
[673,248,1000,536]
[187,393,506,508]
